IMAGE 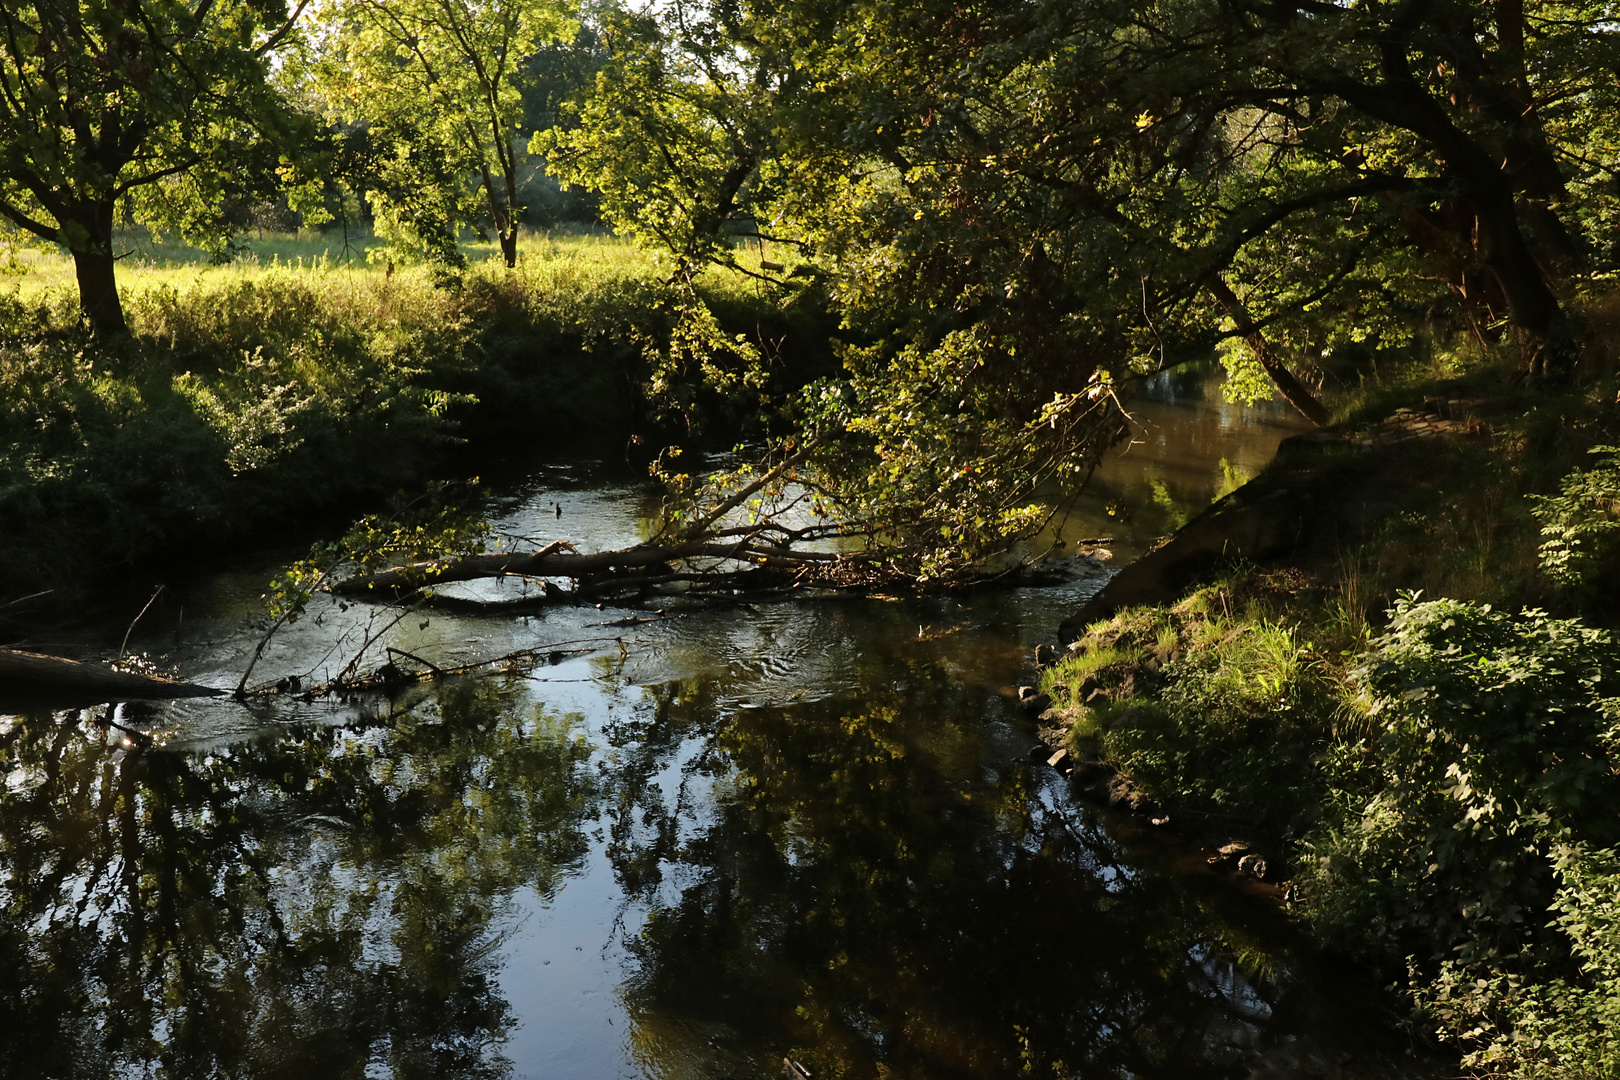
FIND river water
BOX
[0,370,1419,1079]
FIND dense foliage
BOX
[1045,434,1620,1077]
[0,251,822,592]
[527,0,1620,566]
[0,0,307,334]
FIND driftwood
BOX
[0,648,223,706]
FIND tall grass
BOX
[0,236,832,600]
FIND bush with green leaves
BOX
[1417,845,1620,1079]
[1530,446,1620,594]
[1305,596,1620,969]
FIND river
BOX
[0,369,1422,1079]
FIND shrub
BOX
[1530,446,1620,595]
[1305,596,1620,968]
[1418,845,1620,1079]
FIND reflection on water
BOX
[0,370,1407,1079]
[1,662,1399,1080]
[1060,365,1312,561]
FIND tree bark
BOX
[73,244,126,337]
[1207,278,1333,428]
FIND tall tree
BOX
[313,0,574,269]
[549,0,1620,569]
[0,0,310,336]
[535,1,792,281]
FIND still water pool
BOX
[0,372,1420,1079]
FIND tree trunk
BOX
[1208,279,1333,428]
[69,198,126,336]
[73,244,126,337]
[0,648,222,708]
[499,227,517,268]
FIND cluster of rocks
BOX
[1207,840,1269,881]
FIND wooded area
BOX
[5,0,1620,1076]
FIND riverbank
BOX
[0,244,836,615]
[1038,359,1620,1077]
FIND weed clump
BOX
[1043,583,1336,833]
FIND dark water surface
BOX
[1,374,1418,1079]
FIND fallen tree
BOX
[0,649,223,708]
[328,533,879,606]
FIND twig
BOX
[237,567,333,696]
[0,589,52,613]
[386,646,444,676]
[119,586,164,660]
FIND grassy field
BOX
[0,224,795,296]
[0,225,832,601]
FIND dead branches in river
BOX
[328,531,887,612]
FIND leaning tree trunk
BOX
[1208,278,1332,427]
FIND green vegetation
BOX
[1041,358,1620,1077]
[303,0,575,270]
[5,0,1620,1073]
[0,238,830,592]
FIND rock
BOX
[1239,854,1268,880]
[1015,685,1052,713]
[1218,841,1252,857]
[1046,748,1069,769]
[1034,643,1060,666]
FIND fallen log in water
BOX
[0,648,223,705]
[330,536,866,602]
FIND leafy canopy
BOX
[0,0,308,332]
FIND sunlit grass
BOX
[0,224,793,305]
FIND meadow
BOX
[0,227,830,599]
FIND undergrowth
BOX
[0,253,832,599]
[1042,359,1620,1079]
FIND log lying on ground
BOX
[0,649,223,702]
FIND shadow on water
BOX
[0,370,1423,1079]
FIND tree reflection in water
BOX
[1,662,1365,1080]
[0,681,596,1080]
[600,666,1321,1080]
